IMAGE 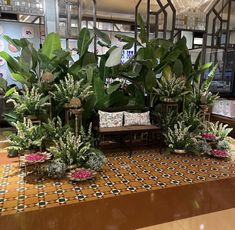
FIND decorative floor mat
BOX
[0,149,235,216]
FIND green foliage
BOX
[105,47,123,67]
[203,121,233,140]
[7,85,50,116]
[43,117,71,141]
[190,64,219,109]
[77,28,93,57]
[51,74,93,105]
[188,138,212,155]
[48,123,106,170]
[7,118,44,152]
[177,107,203,133]
[47,159,67,179]
[164,121,192,150]
[217,140,231,151]
[84,149,106,171]
[0,78,7,94]
[154,75,189,101]
[41,33,61,59]
[49,131,85,165]
[94,27,111,48]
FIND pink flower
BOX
[211,149,229,158]
[201,133,217,141]
[71,168,93,180]
[25,153,48,162]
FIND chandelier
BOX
[172,0,216,14]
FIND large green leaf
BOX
[11,73,28,85]
[42,33,61,59]
[109,91,129,107]
[149,38,173,49]
[0,78,7,92]
[173,59,183,77]
[93,76,109,108]
[77,28,93,57]
[68,59,82,76]
[115,34,141,49]
[162,65,172,80]
[5,87,15,97]
[4,36,30,50]
[3,35,21,51]
[203,64,218,91]
[145,70,156,91]
[194,52,202,71]
[82,52,97,66]
[107,81,122,95]
[0,51,21,73]
[86,65,94,84]
[105,47,123,67]
[93,27,111,48]
[137,13,147,44]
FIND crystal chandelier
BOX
[172,0,217,30]
[172,0,216,14]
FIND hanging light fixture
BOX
[172,0,215,14]
[172,0,217,30]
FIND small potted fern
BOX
[7,85,50,120]
[51,74,93,109]
[154,75,189,103]
[7,118,45,158]
[164,121,192,154]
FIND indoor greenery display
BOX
[7,118,44,153]
[154,75,190,102]
[0,16,224,173]
[51,74,93,106]
[164,121,192,151]
[7,85,50,117]
[191,64,219,111]
[48,131,86,166]
[47,159,67,179]
[42,117,71,142]
[203,121,233,141]
[187,121,232,158]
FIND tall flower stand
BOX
[64,98,83,136]
[200,105,211,122]
[161,99,179,115]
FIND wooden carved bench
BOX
[94,107,161,154]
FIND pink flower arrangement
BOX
[201,133,217,141]
[211,149,229,158]
[25,153,48,162]
[70,168,95,180]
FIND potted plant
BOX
[154,75,190,103]
[48,124,106,173]
[7,118,45,157]
[51,74,93,109]
[164,121,192,154]
[191,65,219,112]
[6,85,50,120]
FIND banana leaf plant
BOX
[190,64,219,110]
[0,33,71,90]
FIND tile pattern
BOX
[0,149,235,216]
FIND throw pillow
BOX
[124,111,151,126]
[98,111,124,128]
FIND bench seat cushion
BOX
[99,125,160,134]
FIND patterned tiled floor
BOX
[0,149,235,216]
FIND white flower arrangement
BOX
[7,85,50,116]
[154,76,190,101]
[164,121,192,150]
[51,74,93,104]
